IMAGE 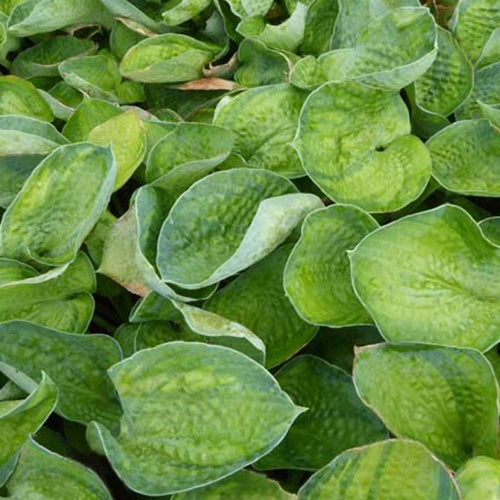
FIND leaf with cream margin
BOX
[0,76,52,121]
[213,84,308,177]
[0,252,95,333]
[145,122,234,183]
[256,355,387,471]
[0,374,57,483]
[456,456,500,500]
[157,168,323,289]
[119,34,222,84]
[350,204,500,350]
[59,54,145,105]
[11,36,96,79]
[3,438,112,499]
[479,216,500,245]
[292,7,437,91]
[0,321,122,430]
[298,439,460,500]
[172,470,295,500]
[236,3,308,53]
[0,142,116,267]
[87,110,146,190]
[413,27,473,116]
[284,205,378,327]
[293,81,431,212]
[451,0,500,65]
[427,120,500,197]
[205,245,318,368]
[353,343,499,468]
[87,342,305,496]
[162,0,212,26]
[7,0,113,37]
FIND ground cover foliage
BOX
[0,0,499,498]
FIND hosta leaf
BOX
[205,245,318,368]
[427,120,500,197]
[62,98,122,142]
[7,0,113,37]
[162,0,212,26]
[0,76,52,121]
[223,0,274,18]
[87,110,146,190]
[480,216,500,245]
[4,438,112,499]
[213,84,307,177]
[0,13,19,68]
[39,83,82,121]
[452,0,500,64]
[145,122,234,183]
[110,21,146,60]
[234,39,296,87]
[0,321,122,430]
[353,343,499,468]
[0,155,42,209]
[59,54,145,105]
[120,34,222,83]
[157,168,323,289]
[173,470,295,499]
[0,258,36,285]
[85,211,116,267]
[284,204,378,327]
[293,7,437,91]
[350,204,500,350]
[11,36,96,79]
[87,342,304,495]
[294,81,431,212]
[0,374,57,480]
[256,355,387,470]
[101,0,164,32]
[298,439,460,500]
[477,27,500,69]
[236,3,308,53]
[456,456,500,500]
[413,27,473,116]
[456,62,500,119]
[0,253,95,332]
[478,101,500,127]
[0,142,116,267]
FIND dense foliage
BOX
[0,0,499,498]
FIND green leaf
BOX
[0,142,116,267]
[85,210,117,267]
[350,204,500,350]
[236,3,308,52]
[223,0,274,18]
[0,76,53,121]
[284,204,378,327]
[456,456,500,500]
[146,122,234,184]
[0,320,122,430]
[120,34,222,83]
[427,120,500,197]
[0,253,95,332]
[452,0,500,64]
[101,0,164,31]
[298,439,460,499]
[11,36,96,79]
[477,27,500,69]
[255,355,387,470]
[4,438,112,499]
[293,7,437,91]
[87,341,304,495]
[157,168,323,289]
[353,343,499,468]
[0,374,57,479]
[294,81,431,212]
[300,0,338,56]
[172,470,295,499]
[7,0,113,37]
[213,84,307,177]
[110,21,146,60]
[87,110,146,190]
[162,0,212,26]
[413,27,473,116]
[59,54,145,104]
[205,245,318,368]
[478,100,500,127]
[479,216,500,245]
